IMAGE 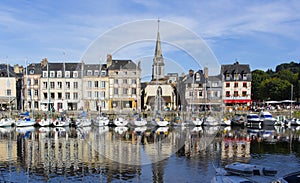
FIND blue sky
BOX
[0,0,300,74]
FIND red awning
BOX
[224,99,252,104]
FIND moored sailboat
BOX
[15,111,36,127]
[0,117,15,127]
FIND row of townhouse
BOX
[21,55,142,112]
[176,61,252,112]
[0,58,251,113]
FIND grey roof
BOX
[83,64,108,76]
[0,64,16,77]
[221,62,250,75]
[108,60,138,70]
[40,62,83,78]
[208,74,222,82]
[27,63,42,75]
[181,70,205,84]
[84,64,107,70]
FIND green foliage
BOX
[294,111,300,118]
[252,62,300,101]
[274,69,297,85]
[275,61,300,74]
[258,78,291,101]
[251,70,270,100]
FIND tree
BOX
[275,61,300,73]
[274,69,297,85]
[258,78,291,101]
[251,70,270,101]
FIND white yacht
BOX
[75,111,92,127]
[93,114,110,126]
[212,162,278,183]
[75,117,92,127]
[15,112,36,127]
[260,111,277,126]
[113,115,129,127]
[52,116,70,127]
[0,118,15,127]
[246,113,263,127]
[131,114,147,127]
[37,118,52,127]
[152,116,169,127]
[190,116,204,126]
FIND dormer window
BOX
[43,71,47,78]
[57,71,62,78]
[73,71,78,78]
[65,71,70,78]
[243,74,247,80]
[234,73,239,80]
[226,73,230,80]
[87,70,92,76]
[196,73,201,81]
[50,71,55,78]
[29,70,34,74]
[101,70,106,76]
[94,70,99,76]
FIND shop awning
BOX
[224,99,252,104]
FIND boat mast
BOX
[47,62,51,118]
[6,57,11,117]
[99,58,102,115]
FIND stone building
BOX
[82,62,109,112]
[177,69,206,112]
[39,60,83,112]
[107,54,142,112]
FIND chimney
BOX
[107,54,112,67]
[204,67,208,79]
[14,64,20,74]
[189,69,194,77]
[41,58,48,67]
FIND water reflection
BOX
[0,125,299,182]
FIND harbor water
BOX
[0,125,299,182]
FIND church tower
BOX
[152,19,165,81]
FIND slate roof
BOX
[27,63,42,75]
[221,61,251,81]
[40,62,83,78]
[108,60,139,70]
[208,74,222,82]
[83,64,108,76]
[181,70,205,84]
[221,62,250,75]
[0,64,16,77]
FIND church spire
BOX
[154,18,163,58]
[152,18,165,81]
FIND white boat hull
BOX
[37,118,53,127]
[93,116,110,126]
[52,118,70,127]
[114,126,128,134]
[76,117,92,127]
[155,127,169,135]
[203,116,220,126]
[0,118,15,127]
[16,119,36,127]
[191,117,203,126]
[131,118,147,126]
[113,117,128,126]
